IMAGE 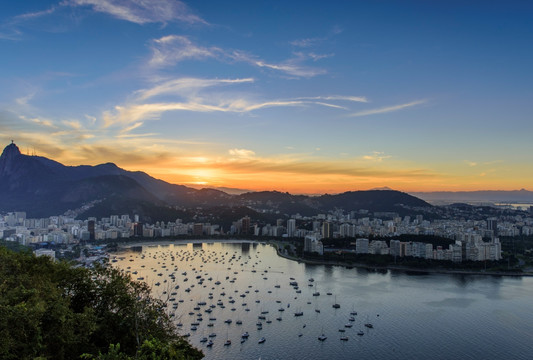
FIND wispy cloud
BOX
[229,148,255,159]
[231,50,326,78]
[363,151,392,163]
[102,99,310,126]
[149,35,221,67]
[68,0,207,25]
[136,77,254,101]
[308,52,334,61]
[13,6,58,20]
[347,100,427,117]
[295,95,368,103]
[290,37,324,48]
[104,72,369,127]
[149,35,327,78]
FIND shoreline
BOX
[272,244,533,277]
[109,238,532,277]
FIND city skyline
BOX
[1,1,532,194]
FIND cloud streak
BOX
[149,35,221,67]
[69,0,207,25]
[149,35,327,78]
[136,77,254,101]
[347,100,427,117]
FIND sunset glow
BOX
[1,1,532,194]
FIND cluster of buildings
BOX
[1,207,529,263]
[347,237,502,263]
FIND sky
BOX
[1,0,532,194]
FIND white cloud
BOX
[296,95,368,103]
[149,36,326,78]
[363,151,392,162]
[290,37,323,48]
[308,52,334,61]
[347,100,427,117]
[229,148,255,158]
[69,0,207,25]
[149,35,220,67]
[13,6,58,20]
[136,77,254,101]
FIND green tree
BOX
[0,246,203,360]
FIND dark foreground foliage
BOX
[0,246,203,360]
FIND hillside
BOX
[0,142,432,220]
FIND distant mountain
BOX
[410,190,533,204]
[316,190,430,215]
[0,142,432,220]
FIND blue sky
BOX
[1,0,532,193]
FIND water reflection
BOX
[112,241,533,360]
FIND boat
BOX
[294,311,303,316]
[258,337,266,344]
[332,296,340,309]
[200,337,208,343]
[357,330,364,336]
[206,340,213,347]
[224,339,231,346]
[340,336,349,341]
[241,332,249,338]
[364,323,373,328]
[318,334,327,341]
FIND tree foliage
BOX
[0,246,203,359]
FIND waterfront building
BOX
[356,238,369,254]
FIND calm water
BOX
[114,241,533,360]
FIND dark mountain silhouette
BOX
[0,142,432,219]
[410,190,533,204]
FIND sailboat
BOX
[312,283,320,297]
[332,296,340,309]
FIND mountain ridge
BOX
[0,142,432,220]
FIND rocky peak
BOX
[0,141,23,176]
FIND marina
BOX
[113,240,533,360]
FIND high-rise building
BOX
[322,222,332,238]
[88,220,95,241]
[241,216,251,235]
[287,219,296,237]
[487,218,498,236]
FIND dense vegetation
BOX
[0,246,203,360]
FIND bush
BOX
[0,246,203,360]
